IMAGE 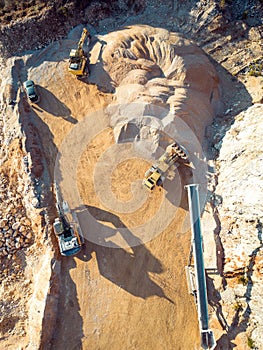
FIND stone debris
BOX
[0,173,34,265]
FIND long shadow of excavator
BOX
[80,37,116,93]
[76,205,174,303]
[47,257,84,350]
[34,86,78,124]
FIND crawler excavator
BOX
[143,141,189,190]
[53,183,83,256]
[68,28,91,77]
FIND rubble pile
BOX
[100,25,220,147]
[0,175,33,259]
[0,0,144,58]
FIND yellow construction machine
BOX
[68,28,90,77]
[143,141,189,190]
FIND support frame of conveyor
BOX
[185,184,216,350]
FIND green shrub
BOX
[219,0,226,8]
[58,5,68,17]
[247,336,255,349]
[238,274,248,285]
[248,61,263,77]
[233,300,243,311]
[242,10,248,19]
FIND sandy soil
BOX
[1,22,223,349]
[23,25,213,349]
[51,215,199,350]
[50,126,198,349]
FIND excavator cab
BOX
[53,216,83,256]
[68,53,88,76]
[143,166,164,190]
[68,28,90,77]
[53,218,64,235]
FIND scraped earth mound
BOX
[52,25,221,350]
[94,25,220,145]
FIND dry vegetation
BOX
[0,0,127,26]
[0,0,49,23]
[0,0,95,25]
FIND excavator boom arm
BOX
[78,28,88,50]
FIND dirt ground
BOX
[11,26,204,349]
[51,127,198,349]
[1,0,262,346]
[51,216,199,350]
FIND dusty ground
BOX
[51,126,197,349]
[1,23,214,349]
[30,26,205,349]
[0,1,262,349]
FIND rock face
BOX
[0,52,55,349]
[213,104,263,349]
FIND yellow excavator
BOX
[68,28,91,77]
[143,141,189,190]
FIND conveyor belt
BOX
[186,184,216,350]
